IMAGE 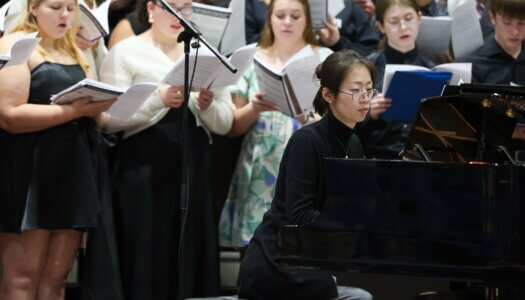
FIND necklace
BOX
[335,136,351,159]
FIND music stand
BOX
[404,84,525,164]
[158,1,237,298]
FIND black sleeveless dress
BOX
[0,62,124,299]
[0,62,101,232]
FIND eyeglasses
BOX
[385,14,418,29]
[156,2,193,16]
[338,89,377,103]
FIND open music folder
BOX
[308,0,328,29]
[380,63,472,122]
[162,43,257,89]
[416,16,452,61]
[191,0,246,55]
[382,71,452,121]
[0,1,10,33]
[50,79,158,120]
[78,0,110,42]
[254,45,320,117]
[0,32,40,70]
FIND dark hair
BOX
[489,0,525,20]
[137,0,151,28]
[313,50,376,116]
[375,0,419,49]
[259,0,319,48]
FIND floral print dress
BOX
[219,47,333,248]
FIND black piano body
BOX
[277,84,525,285]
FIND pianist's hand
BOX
[370,93,392,119]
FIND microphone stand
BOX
[158,1,237,299]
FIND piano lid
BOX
[404,84,525,164]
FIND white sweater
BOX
[99,35,234,140]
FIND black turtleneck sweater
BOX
[367,44,435,91]
[238,112,363,300]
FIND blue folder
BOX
[382,71,452,122]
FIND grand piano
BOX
[276,84,525,294]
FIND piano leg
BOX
[484,287,499,300]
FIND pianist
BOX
[237,49,375,300]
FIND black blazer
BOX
[329,1,381,56]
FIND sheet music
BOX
[163,45,254,89]
[447,0,467,15]
[1,32,40,69]
[210,43,257,88]
[383,64,428,93]
[282,54,320,114]
[384,63,472,92]
[106,82,159,120]
[92,0,110,32]
[416,16,452,62]
[220,0,246,55]
[253,46,317,117]
[309,0,327,29]
[78,0,110,42]
[432,63,471,85]
[163,47,220,88]
[254,57,292,116]
[191,2,231,48]
[0,1,10,33]
[51,78,158,120]
[328,0,345,17]
[51,78,125,104]
[449,0,483,58]
[4,0,25,34]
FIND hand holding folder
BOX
[380,63,472,122]
[382,71,452,122]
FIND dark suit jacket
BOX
[457,35,525,85]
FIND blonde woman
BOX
[0,0,115,298]
[219,0,332,249]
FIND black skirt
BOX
[0,120,103,232]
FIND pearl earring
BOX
[148,13,154,24]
